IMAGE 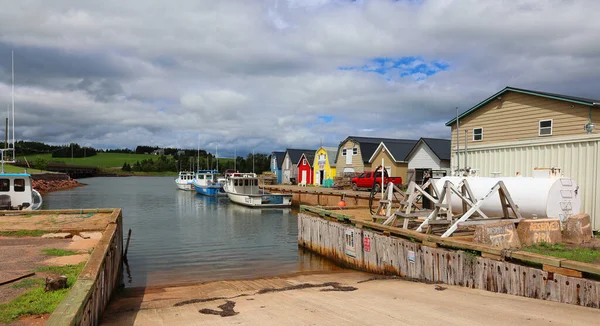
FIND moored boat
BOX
[175,171,195,191]
[0,171,43,210]
[192,170,225,197]
[224,173,291,207]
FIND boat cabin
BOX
[226,173,260,194]
[0,173,41,210]
[194,170,219,182]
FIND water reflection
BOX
[44,177,340,288]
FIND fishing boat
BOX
[192,169,225,197]
[174,171,195,191]
[224,173,292,207]
[0,52,43,210]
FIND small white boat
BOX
[0,172,43,210]
[0,52,43,210]
[175,171,195,191]
[224,173,292,207]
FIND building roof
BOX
[323,146,337,167]
[368,139,419,163]
[421,138,451,161]
[339,136,418,163]
[446,86,600,126]
[271,151,286,169]
[405,138,451,162]
[298,152,316,167]
[285,148,317,165]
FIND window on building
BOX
[303,158,307,165]
[353,148,358,155]
[539,120,552,136]
[473,128,483,141]
[0,179,8,192]
[342,149,347,156]
[14,179,25,192]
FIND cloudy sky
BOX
[1,0,599,156]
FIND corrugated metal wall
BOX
[453,135,600,230]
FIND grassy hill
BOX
[19,152,235,169]
[20,153,163,168]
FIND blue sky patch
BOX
[339,56,449,81]
[318,115,334,123]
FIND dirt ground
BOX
[0,236,99,305]
[101,271,600,326]
[0,212,113,232]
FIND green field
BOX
[2,165,44,173]
[19,153,235,169]
[19,153,163,168]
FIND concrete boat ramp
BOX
[102,271,598,326]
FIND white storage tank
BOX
[435,176,581,221]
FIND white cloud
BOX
[0,0,599,154]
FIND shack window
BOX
[342,149,347,156]
[14,179,25,192]
[353,148,358,155]
[473,128,483,141]
[539,120,552,136]
[303,158,307,165]
[0,179,8,192]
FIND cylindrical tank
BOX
[434,176,581,221]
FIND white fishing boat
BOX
[224,173,292,207]
[0,52,43,210]
[174,171,195,191]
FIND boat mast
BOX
[197,138,200,172]
[216,145,218,172]
[234,149,236,172]
[11,51,15,162]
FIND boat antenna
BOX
[216,145,218,173]
[197,137,200,172]
[252,150,254,174]
[11,51,15,162]
[234,149,236,172]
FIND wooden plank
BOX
[544,264,583,278]
[46,279,95,326]
[482,252,503,261]
[422,240,438,248]
[560,260,600,276]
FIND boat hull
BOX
[175,182,194,191]
[226,192,292,208]
[194,184,226,197]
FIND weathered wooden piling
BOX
[298,211,600,309]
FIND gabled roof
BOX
[368,139,419,163]
[324,146,337,167]
[339,136,417,163]
[405,138,451,162]
[271,151,286,169]
[285,148,317,165]
[446,86,600,126]
[298,152,316,167]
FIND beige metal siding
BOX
[370,149,408,180]
[452,134,600,230]
[450,91,600,151]
[335,140,365,176]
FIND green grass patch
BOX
[20,152,168,168]
[10,278,44,289]
[1,165,44,174]
[42,248,79,257]
[0,262,85,323]
[0,230,48,237]
[524,242,600,264]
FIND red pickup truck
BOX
[351,170,402,191]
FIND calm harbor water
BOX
[42,177,340,288]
